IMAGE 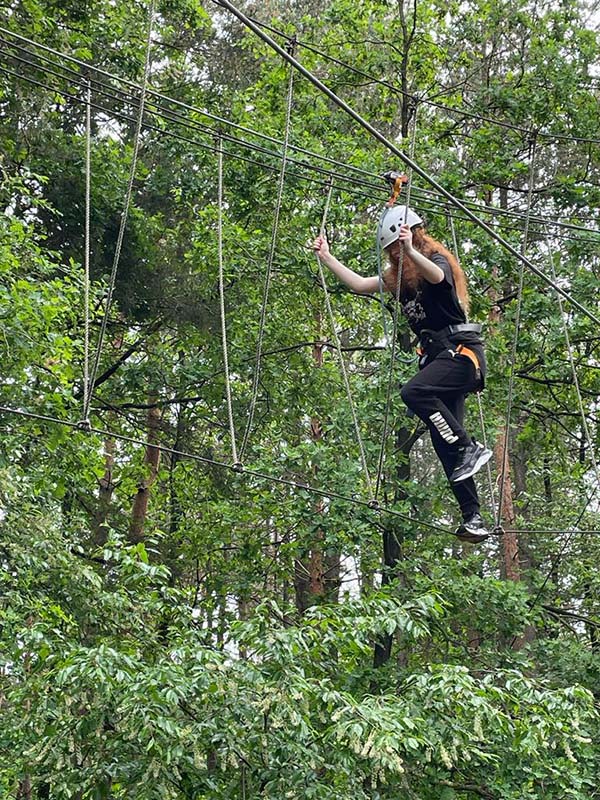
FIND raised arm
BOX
[398,224,444,284]
[313,235,380,295]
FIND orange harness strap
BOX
[455,344,481,376]
[415,343,481,377]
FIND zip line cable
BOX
[495,133,538,531]
[82,0,155,422]
[315,180,373,498]
[1,403,599,537]
[211,0,600,328]
[1,35,600,240]
[239,48,295,461]
[2,44,600,251]
[2,20,600,149]
[244,13,600,146]
[216,135,240,468]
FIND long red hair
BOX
[383,227,470,316]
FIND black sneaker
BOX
[454,513,490,543]
[450,440,493,483]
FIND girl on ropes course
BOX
[313,205,493,543]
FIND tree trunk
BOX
[494,429,520,582]
[94,436,115,544]
[373,408,414,669]
[295,313,340,612]
[129,402,161,543]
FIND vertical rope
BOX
[373,104,418,502]
[81,78,92,426]
[448,210,496,512]
[547,243,600,484]
[315,180,372,496]
[495,132,537,528]
[216,135,240,467]
[83,0,155,422]
[239,51,295,461]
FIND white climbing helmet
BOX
[377,205,423,250]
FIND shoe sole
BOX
[454,531,490,544]
[451,448,493,483]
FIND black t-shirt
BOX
[400,252,466,335]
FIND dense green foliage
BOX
[1,0,600,797]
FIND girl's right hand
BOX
[312,234,330,259]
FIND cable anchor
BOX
[367,498,380,511]
[492,524,505,537]
[76,418,92,432]
[231,461,244,473]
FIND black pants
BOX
[400,350,482,520]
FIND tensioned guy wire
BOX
[3,21,600,148]
[2,34,600,240]
[244,13,600,147]
[216,135,240,467]
[82,0,155,422]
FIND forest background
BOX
[1,0,600,797]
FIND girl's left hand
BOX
[398,224,413,251]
